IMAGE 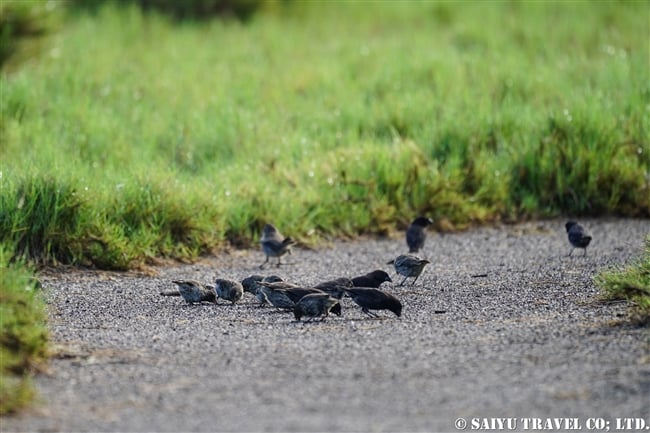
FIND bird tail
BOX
[282,237,297,246]
[160,290,181,297]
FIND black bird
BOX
[314,277,353,299]
[565,221,592,256]
[171,280,216,304]
[260,224,296,269]
[388,254,430,286]
[293,293,341,322]
[406,216,434,253]
[351,270,392,288]
[344,287,402,318]
[213,279,244,305]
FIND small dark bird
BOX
[351,270,392,288]
[214,279,244,305]
[171,280,216,304]
[314,277,353,299]
[241,275,283,302]
[293,293,341,322]
[406,216,434,253]
[283,287,342,316]
[260,223,296,269]
[283,287,326,303]
[243,275,284,306]
[344,287,402,318]
[388,254,430,286]
[565,221,592,256]
[241,274,265,295]
[257,281,296,310]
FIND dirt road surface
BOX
[3,219,649,432]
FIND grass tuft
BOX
[595,237,650,325]
[0,176,85,265]
[0,247,49,415]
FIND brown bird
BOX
[213,279,244,305]
[388,254,430,286]
[257,281,296,310]
[283,287,342,316]
[171,280,216,304]
[260,224,296,269]
[293,293,341,322]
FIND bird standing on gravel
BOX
[388,254,430,286]
[214,278,244,305]
[406,216,434,253]
[344,287,402,318]
[260,223,296,269]
[565,221,592,256]
[293,293,341,322]
[171,280,216,304]
[351,270,392,288]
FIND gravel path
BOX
[3,219,649,433]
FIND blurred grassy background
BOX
[2,0,647,269]
[1,0,648,413]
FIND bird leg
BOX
[259,256,270,269]
[362,308,380,318]
[399,275,408,286]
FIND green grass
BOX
[0,247,49,415]
[595,237,650,325]
[0,1,649,413]
[1,1,647,269]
